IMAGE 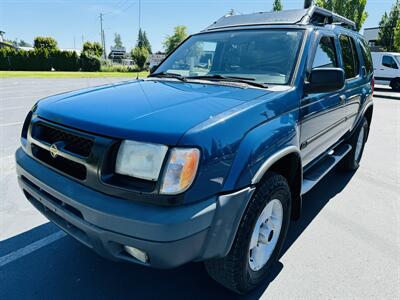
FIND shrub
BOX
[34,37,58,51]
[82,41,103,58]
[100,64,139,72]
[80,53,101,72]
[131,46,149,70]
[0,48,96,71]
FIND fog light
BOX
[124,246,149,263]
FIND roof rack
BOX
[301,6,356,30]
[204,5,356,31]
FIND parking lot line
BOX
[0,231,66,267]
[0,121,23,127]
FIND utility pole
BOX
[138,0,141,30]
[100,13,106,59]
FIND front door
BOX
[300,33,347,166]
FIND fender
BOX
[222,111,300,192]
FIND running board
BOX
[301,144,352,195]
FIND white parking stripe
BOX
[0,121,23,127]
[0,105,26,112]
[0,231,66,267]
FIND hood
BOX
[36,80,270,145]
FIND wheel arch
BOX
[251,147,303,220]
[363,103,373,140]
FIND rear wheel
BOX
[341,117,369,171]
[204,173,291,294]
[391,78,400,92]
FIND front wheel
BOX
[204,172,291,294]
[391,78,400,92]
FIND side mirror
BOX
[304,68,345,94]
[150,65,158,74]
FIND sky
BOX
[0,0,396,53]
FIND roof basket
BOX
[204,5,356,32]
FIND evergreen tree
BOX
[136,29,152,54]
[114,33,123,48]
[273,0,283,12]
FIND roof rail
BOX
[301,5,356,30]
[203,5,356,32]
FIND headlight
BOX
[115,140,168,181]
[160,148,200,195]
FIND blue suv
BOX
[16,5,374,294]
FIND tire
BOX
[204,172,291,294]
[341,117,369,171]
[391,78,400,92]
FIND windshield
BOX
[155,29,304,85]
[395,55,400,65]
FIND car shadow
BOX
[0,168,355,300]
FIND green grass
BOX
[0,71,149,78]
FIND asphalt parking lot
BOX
[1,78,399,299]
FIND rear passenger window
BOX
[339,35,360,79]
[382,56,398,69]
[359,40,373,75]
[312,36,338,68]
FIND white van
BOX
[372,52,400,91]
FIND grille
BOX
[32,123,94,157]
[31,144,87,180]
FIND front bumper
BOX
[16,148,254,268]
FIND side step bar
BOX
[301,144,352,195]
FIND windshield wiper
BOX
[148,72,187,82]
[186,74,268,88]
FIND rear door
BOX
[338,34,368,133]
[300,33,348,166]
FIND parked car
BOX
[16,4,374,294]
[372,51,400,91]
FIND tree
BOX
[315,0,368,31]
[18,39,32,47]
[136,29,152,54]
[378,0,400,51]
[163,25,188,54]
[114,33,123,48]
[34,37,58,51]
[394,20,400,51]
[131,46,149,70]
[273,0,283,12]
[82,41,103,58]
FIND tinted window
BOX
[359,39,373,74]
[312,36,337,68]
[382,56,398,69]
[339,35,359,79]
[157,30,304,85]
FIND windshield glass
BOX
[155,29,304,85]
[395,55,400,65]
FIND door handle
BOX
[339,95,346,104]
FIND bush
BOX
[131,46,149,70]
[82,41,103,58]
[80,53,101,72]
[0,48,100,71]
[34,37,58,51]
[100,64,138,72]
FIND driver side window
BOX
[312,36,338,69]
